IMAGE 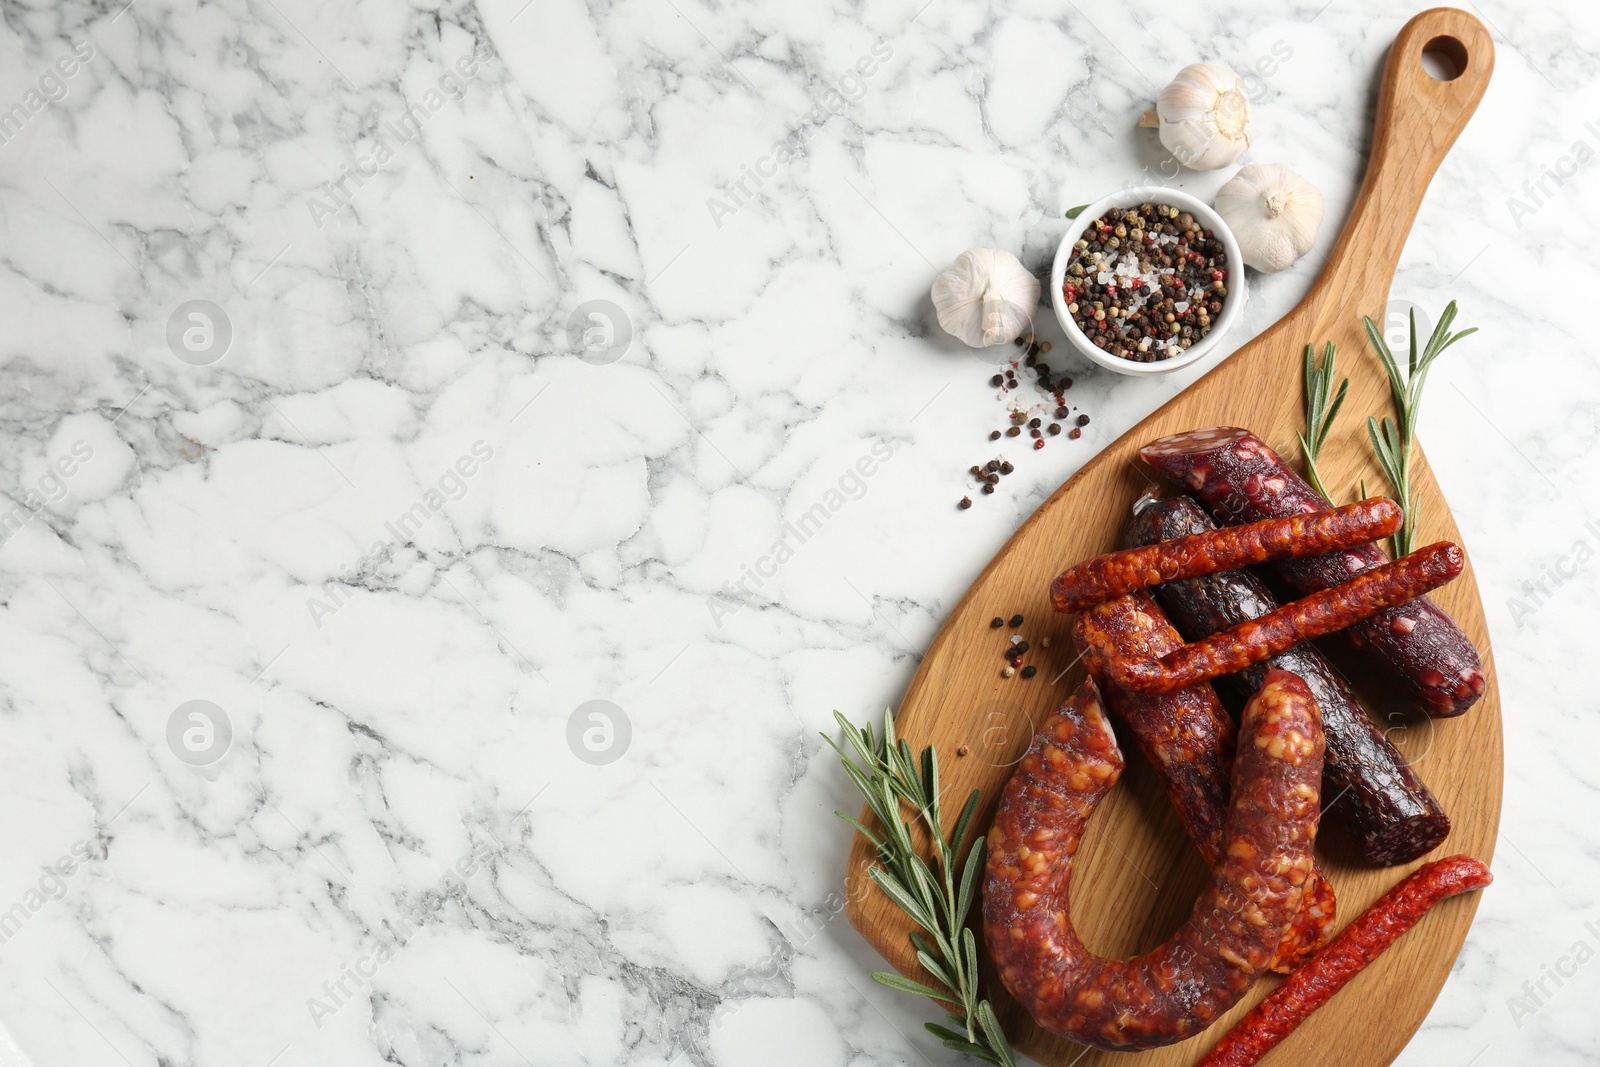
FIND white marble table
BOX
[0,0,1593,1063]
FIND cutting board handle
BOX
[1318,8,1494,315]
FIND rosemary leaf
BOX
[832,758,878,811]
[1363,316,1407,405]
[872,971,951,1000]
[936,1038,1004,1065]
[976,1001,1018,1067]
[951,789,981,860]
[897,737,917,780]
[831,709,878,768]
[835,812,885,852]
[868,866,940,934]
[903,851,946,919]
[1319,378,1349,452]
[927,1028,1004,1066]
[956,837,985,928]
[960,928,981,1002]
[827,710,1017,1066]
[914,949,957,993]
[1360,301,1476,555]
[1299,341,1349,503]
[1408,304,1420,376]
[1365,415,1405,493]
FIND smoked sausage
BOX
[984,673,1325,1051]
[1076,542,1464,695]
[1050,498,1400,613]
[1139,427,1486,716]
[1072,592,1337,971]
[1127,495,1450,866]
[1197,855,1493,1066]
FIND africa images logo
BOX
[167,700,233,767]
[565,300,632,365]
[166,300,233,366]
[567,700,631,765]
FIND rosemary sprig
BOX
[826,710,1015,1067]
[1360,301,1476,556]
[1297,341,1349,503]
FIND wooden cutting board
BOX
[844,9,1500,1066]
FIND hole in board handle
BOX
[1421,35,1468,81]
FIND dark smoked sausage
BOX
[1072,592,1336,972]
[1049,498,1401,613]
[1126,496,1450,866]
[1139,427,1486,716]
[1076,542,1464,695]
[984,673,1325,1051]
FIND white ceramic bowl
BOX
[1049,186,1246,377]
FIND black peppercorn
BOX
[989,430,1001,440]
[1009,614,1024,627]
[982,483,995,494]
[1006,426,1021,437]
[991,617,1004,628]
[1076,413,1090,427]
[959,496,972,509]
[1020,665,1037,679]
[990,374,1003,387]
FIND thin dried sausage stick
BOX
[984,673,1325,1051]
[1077,542,1464,695]
[1197,855,1493,1066]
[1050,499,1401,613]
[1075,592,1336,972]
[1128,495,1450,866]
[1140,427,1486,716]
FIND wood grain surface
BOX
[843,9,1501,1066]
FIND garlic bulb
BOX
[1214,164,1325,273]
[931,249,1039,348]
[1144,64,1252,170]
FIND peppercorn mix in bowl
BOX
[1050,187,1246,376]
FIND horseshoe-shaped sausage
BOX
[983,671,1325,1051]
